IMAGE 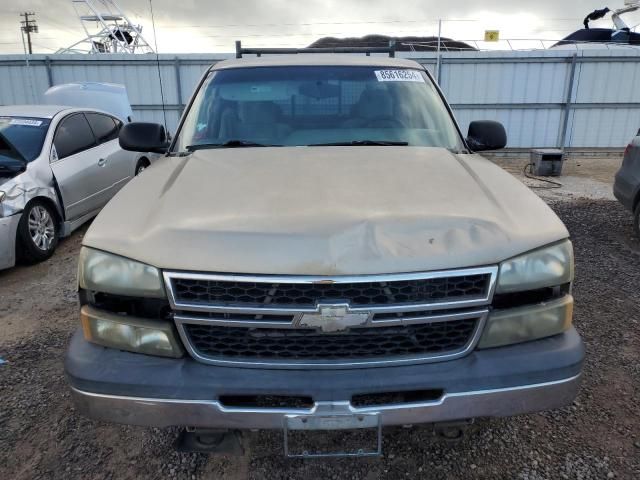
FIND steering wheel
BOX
[363,116,405,128]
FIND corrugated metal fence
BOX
[1,49,640,149]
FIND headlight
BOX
[81,305,183,358]
[478,295,573,349]
[496,240,573,294]
[78,247,165,298]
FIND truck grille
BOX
[171,274,490,308]
[184,318,478,362]
[164,268,497,368]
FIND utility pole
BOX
[20,12,38,54]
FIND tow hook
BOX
[174,428,245,455]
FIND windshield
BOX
[174,66,464,152]
[0,116,51,163]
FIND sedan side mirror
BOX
[466,121,507,152]
[119,122,170,154]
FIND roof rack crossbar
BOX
[235,40,397,58]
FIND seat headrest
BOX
[238,101,282,123]
[354,89,393,119]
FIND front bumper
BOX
[0,213,21,270]
[66,327,584,429]
[71,375,581,430]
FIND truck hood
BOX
[84,147,568,275]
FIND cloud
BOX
[0,0,625,54]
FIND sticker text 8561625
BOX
[374,70,424,83]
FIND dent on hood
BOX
[0,171,57,218]
[296,216,508,275]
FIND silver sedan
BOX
[0,105,153,270]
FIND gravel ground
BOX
[492,156,620,202]
[1,199,639,479]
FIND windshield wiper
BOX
[186,140,283,151]
[308,140,409,147]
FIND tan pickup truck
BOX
[65,45,583,457]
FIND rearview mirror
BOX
[119,122,169,154]
[466,121,507,152]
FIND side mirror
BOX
[466,121,507,152]
[119,122,170,154]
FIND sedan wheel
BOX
[28,205,56,251]
[17,200,59,264]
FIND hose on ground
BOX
[523,163,563,189]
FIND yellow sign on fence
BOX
[484,30,500,42]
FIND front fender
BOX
[0,165,63,223]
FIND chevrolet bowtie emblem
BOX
[298,304,370,333]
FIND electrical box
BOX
[531,149,565,177]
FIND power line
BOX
[154,17,584,30]
[156,19,473,29]
[31,42,57,52]
[197,25,585,40]
[0,37,57,41]
[37,13,78,31]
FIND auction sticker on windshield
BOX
[9,119,43,127]
[0,117,44,127]
[375,70,424,82]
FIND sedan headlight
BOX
[496,240,574,294]
[78,247,165,298]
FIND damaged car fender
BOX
[0,164,63,220]
[0,158,65,269]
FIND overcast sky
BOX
[0,0,639,54]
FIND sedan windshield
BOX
[0,116,51,163]
[174,66,464,152]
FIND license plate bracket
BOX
[283,413,382,458]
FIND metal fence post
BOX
[45,56,53,88]
[174,57,183,116]
[559,54,578,150]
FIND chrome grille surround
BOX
[163,267,498,369]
